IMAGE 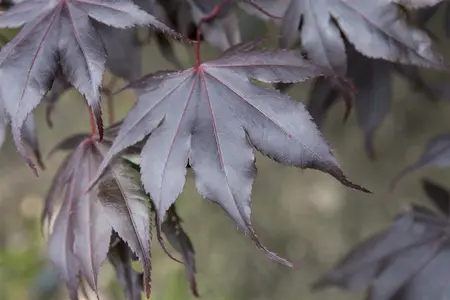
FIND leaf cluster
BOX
[0,0,450,299]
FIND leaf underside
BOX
[278,0,445,74]
[91,46,368,268]
[313,192,450,300]
[0,0,176,171]
[44,131,152,299]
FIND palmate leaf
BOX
[186,0,241,50]
[422,179,450,216]
[162,205,199,297]
[121,157,200,297]
[42,0,177,129]
[91,45,369,267]
[0,0,176,172]
[312,180,450,300]
[276,0,445,74]
[108,235,143,300]
[308,44,436,159]
[0,100,44,167]
[391,133,450,189]
[43,128,152,299]
[396,0,445,8]
[238,0,290,21]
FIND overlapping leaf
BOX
[391,133,450,189]
[108,234,144,300]
[308,45,436,159]
[238,0,290,21]
[123,154,199,297]
[312,180,450,300]
[276,0,445,74]
[0,0,175,171]
[0,100,44,167]
[162,205,199,297]
[43,128,152,299]
[186,0,241,50]
[90,45,368,267]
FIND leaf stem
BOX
[103,77,117,125]
[89,107,96,139]
[194,0,282,67]
[195,0,231,67]
[242,0,283,20]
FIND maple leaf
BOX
[396,0,445,8]
[238,0,290,21]
[0,100,44,167]
[162,205,199,297]
[308,45,436,159]
[120,155,200,296]
[312,179,450,300]
[422,179,450,216]
[277,0,445,74]
[108,234,144,300]
[43,70,71,128]
[412,0,450,39]
[0,0,175,171]
[391,133,450,189]
[43,129,152,299]
[156,0,198,40]
[187,0,241,50]
[90,46,368,267]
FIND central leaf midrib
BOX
[200,70,252,233]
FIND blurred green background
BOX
[2,7,450,300]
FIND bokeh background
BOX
[2,6,450,300]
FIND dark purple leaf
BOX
[445,2,450,38]
[0,92,44,167]
[44,126,152,298]
[96,24,143,82]
[391,133,450,189]
[393,64,437,101]
[155,32,183,69]
[367,241,443,300]
[0,0,174,171]
[306,77,354,128]
[162,206,199,297]
[47,133,90,158]
[91,47,368,268]
[349,48,392,160]
[312,206,450,300]
[186,0,241,50]
[396,0,445,8]
[108,235,143,300]
[238,0,290,21]
[307,44,436,160]
[278,0,446,74]
[307,77,339,127]
[422,179,450,216]
[395,243,450,300]
[43,72,71,128]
